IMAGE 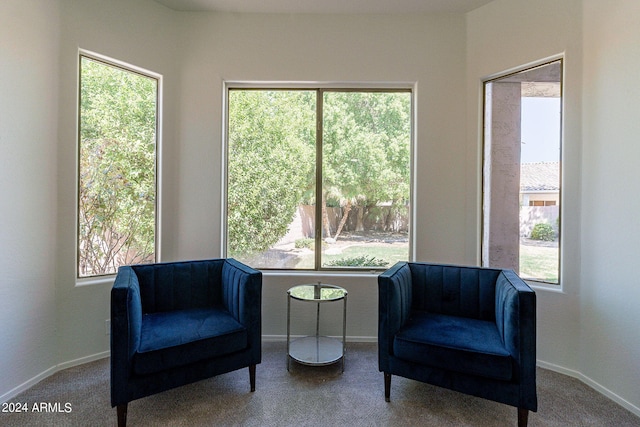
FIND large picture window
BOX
[77,54,158,278]
[226,87,412,270]
[482,59,562,284]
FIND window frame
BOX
[481,58,563,286]
[76,50,162,282]
[222,82,416,272]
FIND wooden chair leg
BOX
[117,403,128,427]
[384,372,391,402]
[518,407,529,427]
[249,364,256,392]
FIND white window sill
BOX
[76,275,116,287]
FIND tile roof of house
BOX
[520,162,559,191]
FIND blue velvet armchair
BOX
[111,258,262,427]
[378,262,537,426]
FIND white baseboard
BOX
[261,335,286,342]
[57,350,109,371]
[536,359,640,418]
[0,365,58,404]
[0,351,109,404]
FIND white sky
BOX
[520,97,561,163]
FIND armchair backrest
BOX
[132,259,224,313]
[408,263,502,321]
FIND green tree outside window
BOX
[78,56,157,277]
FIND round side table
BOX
[286,282,347,372]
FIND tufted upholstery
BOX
[379,262,536,426]
[111,258,261,427]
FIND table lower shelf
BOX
[288,336,344,366]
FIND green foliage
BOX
[322,92,411,206]
[78,57,157,277]
[226,89,412,260]
[530,223,556,241]
[325,255,389,268]
[227,90,315,256]
[321,92,411,239]
[295,238,315,249]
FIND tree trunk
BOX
[321,194,332,239]
[334,200,352,241]
[355,205,365,231]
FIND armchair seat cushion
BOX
[133,307,247,375]
[393,311,513,381]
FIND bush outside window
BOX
[77,54,158,278]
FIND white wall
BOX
[467,0,584,372]
[0,0,60,400]
[581,0,640,412]
[468,0,640,416]
[0,0,180,401]
[0,0,470,400]
[53,0,179,365]
[173,12,469,338]
[2,0,639,417]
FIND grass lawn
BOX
[293,242,408,269]
[270,235,559,283]
[519,243,559,283]
[323,244,408,267]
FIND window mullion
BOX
[315,89,324,270]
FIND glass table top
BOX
[288,283,347,302]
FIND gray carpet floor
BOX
[2,342,639,426]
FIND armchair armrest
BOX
[495,270,536,388]
[221,258,262,342]
[378,262,413,367]
[111,266,143,406]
